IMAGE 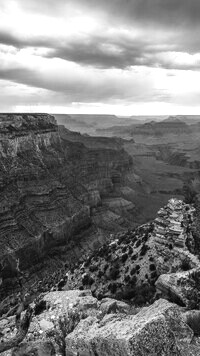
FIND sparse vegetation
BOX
[121,253,128,263]
[140,244,149,256]
[180,258,191,271]
[149,264,156,272]
[108,266,120,280]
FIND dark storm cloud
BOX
[45,34,200,71]
[1,0,200,72]
[46,35,154,69]
[1,3,200,73]
[1,28,200,71]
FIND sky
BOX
[1,0,200,115]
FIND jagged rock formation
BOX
[1,290,200,356]
[65,199,198,304]
[0,114,132,284]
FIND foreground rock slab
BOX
[65,298,192,356]
[2,290,200,356]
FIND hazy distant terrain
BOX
[55,115,200,224]
[54,114,167,135]
[54,114,200,136]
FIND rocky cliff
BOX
[0,114,132,281]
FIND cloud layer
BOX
[0,0,200,113]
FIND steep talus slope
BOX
[0,114,133,280]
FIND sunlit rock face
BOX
[0,114,132,277]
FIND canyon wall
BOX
[0,114,132,276]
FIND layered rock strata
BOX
[0,114,132,281]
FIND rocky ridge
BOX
[65,199,198,305]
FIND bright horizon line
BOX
[0,112,200,117]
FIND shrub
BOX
[135,240,141,248]
[106,253,111,261]
[109,266,120,280]
[134,284,155,306]
[149,264,156,272]
[84,257,91,267]
[108,282,117,294]
[180,258,191,271]
[97,270,104,278]
[140,244,149,256]
[130,276,137,285]
[122,246,127,253]
[82,274,94,285]
[122,286,136,300]
[142,232,149,243]
[131,254,138,261]
[82,274,90,285]
[104,263,109,271]
[124,275,130,283]
[150,271,158,280]
[125,266,129,273]
[121,253,128,263]
[128,246,133,255]
[130,267,136,275]
[89,264,98,272]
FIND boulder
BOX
[65,298,193,356]
[156,268,200,308]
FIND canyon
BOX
[1,114,200,355]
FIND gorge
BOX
[1,114,200,355]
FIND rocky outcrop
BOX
[0,114,133,283]
[156,268,200,309]
[2,290,199,356]
[65,199,198,304]
[65,298,191,356]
